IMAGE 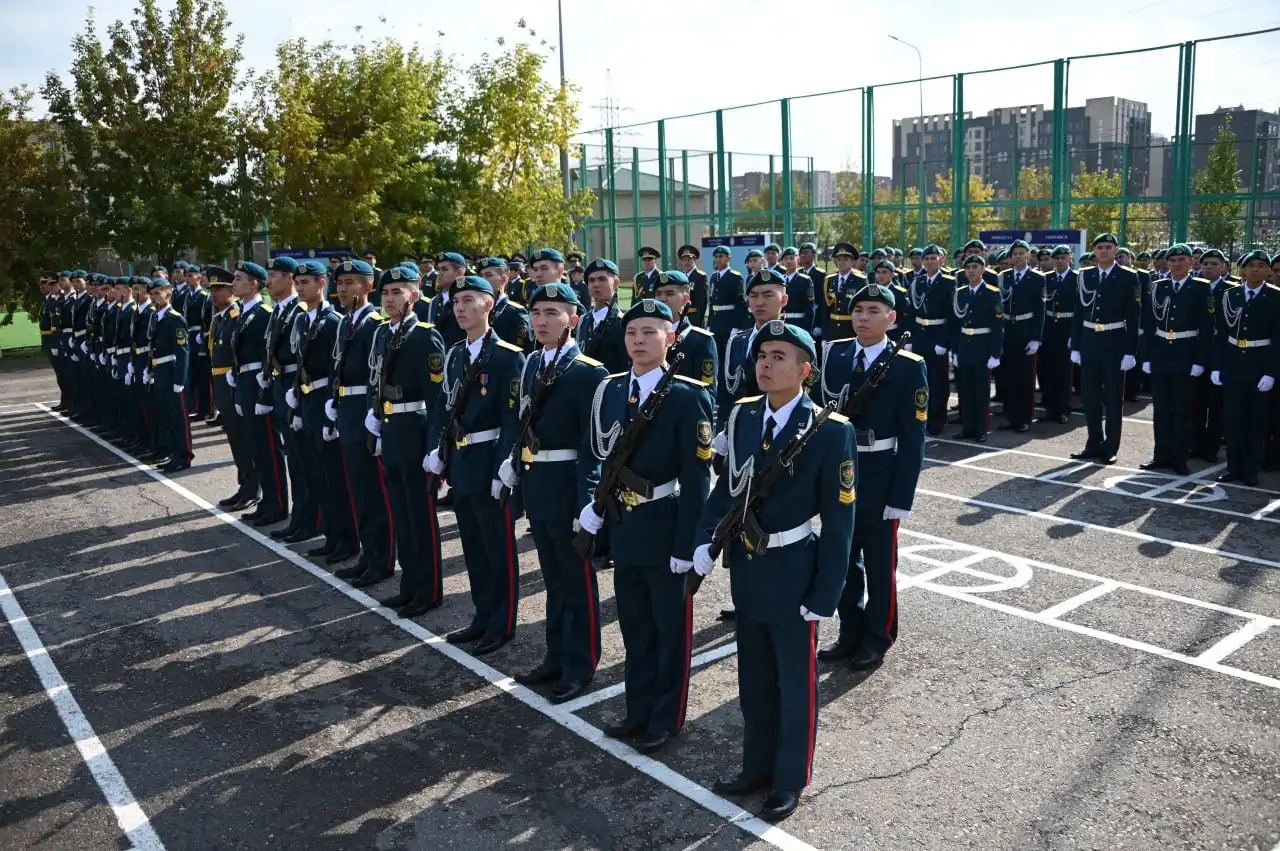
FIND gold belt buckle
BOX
[619,489,640,511]
[521,446,537,464]
[1094,322,1105,332]
[301,383,311,394]
[963,327,974,336]
[337,386,347,397]
[382,400,393,415]
[1166,329,1176,342]
[455,434,470,448]
[1238,338,1248,349]
[273,367,281,377]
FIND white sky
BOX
[4,0,1279,179]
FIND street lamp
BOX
[888,34,925,241]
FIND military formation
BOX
[32,235,1280,822]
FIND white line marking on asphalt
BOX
[558,641,742,713]
[1036,583,1119,620]
[1034,462,1094,481]
[1252,498,1280,521]
[0,573,166,851]
[1140,463,1228,500]
[0,401,58,412]
[33,403,818,851]
[1196,620,1272,666]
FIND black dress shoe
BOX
[849,646,886,671]
[591,555,613,571]
[1216,471,1241,483]
[1170,463,1191,476]
[602,717,647,739]
[718,608,737,622]
[218,494,241,507]
[1071,449,1102,460]
[350,570,392,589]
[151,457,172,467]
[379,592,413,609]
[229,497,259,512]
[160,460,190,473]
[634,729,670,754]
[712,772,771,796]
[514,663,561,686]
[759,790,800,822]
[334,565,366,580]
[269,526,297,540]
[446,625,485,644]
[472,634,511,656]
[1139,459,1167,471]
[397,596,441,618]
[1098,455,1118,465]
[1242,475,1260,487]
[325,548,358,565]
[1056,414,1070,424]
[1014,423,1030,433]
[1199,451,1219,464]
[252,514,286,528]
[975,433,988,443]
[307,543,337,558]
[284,529,319,544]
[816,640,860,662]
[548,679,588,704]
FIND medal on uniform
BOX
[480,372,488,395]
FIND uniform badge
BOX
[915,388,928,412]
[643,299,656,313]
[509,377,520,408]
[429,353,443,371]
[175,327,187,346]
[768,319,786,335]
[701,358,715,382]
[479,372,488,395]
[839,459,854,490]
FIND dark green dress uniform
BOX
[695,332,855,795]
[819,267,866,348]
[148,298,193,469]
[186,283,214,419]
[633,247,662,301]
[818,327,926,659]
[950,273,1005,440]
[368,308,448,605]
[1125,265,1155,402]
[263,288,315,537]
[670,317,719,393]
[1214,279,1279,485]
[231,275,289,523]
[49,287,71,409]
[433,283,526,642]
[39,287,57,370]
[576,302,629,374]
[781,269,816,333]
[718,324,764,430]
[1192,275,1237,461]
[71,287,93,419]
[509,285,608,690]
[101,294,123,436]
[997,262,1047,430]
[59,283,80,411]
[111,293,137,442]
[426,289,464,349]
[1040,258,1078,422]
[905,265,953,434]
[490,295,533,352]
[209,287,257,504]
[1069,248,1141,460]
[803,262,827,339]
[707,256,748,363]
[1140,262,1212,471]
[588,322,712,740]
[130,290,156,452]
[686,262,710,329]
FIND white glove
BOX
[904,343,912,353]
[285,388,298,409]
[256,371,269,389]
[364,410,382,437]
[1210,370,1222,386]
[800,605,830,623]
[290,415,303,431]
[951,353,959,369]
[324,398,338,421]
[986,357,1000,370]
[490,479,503,500]
[98,353,106,365]
[173,384,184,393]
[80,341,88,353]
[1190,364,1204,378]
[1260,375,1275,393]
[934,344,947,356]
[142,368,151,384]
[1070,350,1081,365]
[124,372,133,386]
[193,332,202,344]
[322,426,339,442]
[577,503,604,535]
[1025,341,1040,355]
[254,403,272,415]
[669,557,694,574]
[1120,354,1137,372]
[126,361,135,375]
[498,457,518,488]
[712,431,728,457]
[883,506,911,520]
[235,403,243,416]
[110,355,118,368]
[423,448,444,474]
[226,371,236,388]
[812,327,822,339]
[1141,361,1152,375]
[693,544,714,576]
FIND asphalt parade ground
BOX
[1,359,1278,851]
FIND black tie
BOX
[627,378,640,420]
[762,416,777,453]
[854,349,866,374]
[1247,289,1255,303]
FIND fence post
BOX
[658,120,669,261]
[1051,59,1067,229]
[950,73,966,249]
[781,98,793,244]
[681,149,691,246]
[716,111,727,236]
[631,146,642,268]
[605,128,618,260]
[1244,135,1259,246]
[862,87,875,251]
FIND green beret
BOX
[585,258,619,276]
[963,254,986,267]
[746,248,764,260]
[1200,248,1226,262]
[799,242,818,253]
[1010,239,1031,252]
[922,244,944,257]
[528,282,580,309]
[1092,233,1118,246]
[852,283,896,308]
[236,261,267,283]
[340,259,376,277]
[749,320,816,362]
[764,243,781,253]
[1166,243,1193,259]
[747,269,785,292]
[711,245,731,257]
[908,246,924,257]
[781,246,798,257]
[873,259,896,273]
[1051,245,1073,257]
[657,269,691,288]
[622,298,673,326]
[453,275,493,296]
[1238,249,1270,267]
[269,256,299,274]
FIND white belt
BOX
[300,377,330,393]
[337,385,367,397]
[151,354,176,365]
[134,345,150,354]
[1227,337,1271,348]
[711,305,736,312]
[620,477,679,505]
[462,427,500,444]
[1009,312,1035,322]
[1157,329,1199,340]
[857,437,898,453]
[766,521,814,549]
[1085,321,1126,332]
[528,449,579,463]
[916,317,947,326]
[62,329,72,334]
[386,401,427,415]
[106,346,117,354]
[239,361,263,374]
[960,327,991,335]
[783,312,806,319]
[1049,312,1074,319]
[275,363,299,374]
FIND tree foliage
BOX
[1015,165,1053,230]
[924,170,1002,247]
[736,177,811,235]
[1191,116,1243,250]
[1068,164,1124,242]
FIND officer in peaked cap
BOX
[477,257,533,352]
[951,254,1005,442]
[635,246,663,301]
[205,265,258,510]
[676,244,709,328]
[907,244,954,434]
[821,242,866,345]
[718,269,788,431]
[707,245,748,362]
[1040,245,1079,424]
[997,239,1047,433]
[144,272,194,472]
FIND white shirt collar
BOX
[156,305,170,319]
[216,304,234,318]
[175,283,187,293]
[441,289,451,303]
[855,337,888,368]
[1173,275,1191,288]
[629,366,665,405]
[541,346,560,364]
[763,388,805,436]
[1013,266,1027,279]
[1096,261,1116,274]
[465,333,486,360]
[94,297,105,306]
[306,306,318,320]
[592,305,609,324]
[241,295,262,312]
[277,294,297,309]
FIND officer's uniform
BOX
[263,283,314,537]
[1214,276,1279,485]
[586,300,712,742]
[576,300,629,374]
[1126,262,1154,402]
[781,269,816,333]
[633,247,662,301]
[819,260,865,347]
[1192,271,1238,461]
[148,281,193,470]
[490,294,533,352]
[434,280,526,642]
[670,313,719,391]
[706,250,748,363]
[208,270,257,505]
[801,250,827,341]
[71,283,93,419]
[906,252,954,434]
[678,245,710,328]
[231,266,289,523]
[695,322,855,801]
[1069,241,1141,460]
[111,285,138,441]
[100,287,122,436]
[38,285,58,391]
[1040,253,1078,422]
[950,266,1005,440]
[59,279,79,411]
[818,292,926,664]
[47,284,70,409]
[997,256,1046,430]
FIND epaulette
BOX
[828,411,849,423]
[495,338,522,352]
[575,353,602,367]
[673,374,704,387]
[1120,264,1136,273]
[851,269,868,279]
[416,320,434,329]
[371,310,386,321]
[687,324,714,337]
[984,283,1000,293]
[607,371,628,380]
[261,304,274,313]
[1191,276,1211,285]
[736,394,762,405]
[229,309,240,319]
[940,272,956,280]
[891,283,908,293]
[1266,283,1280,293]
[1079,265,1096,272]
[508,300,526,309]
[827,336,856,346]
[897,349,923,362]
[956,283,968,291]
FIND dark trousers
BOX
[342,441,395,577]
[924,352,950,433]
[1190,375,1225,461]
[530,518,602,684]
[1002,346,1037,428]
[454,491,520,640]
[1038,339,1072,418]
[213,373,256,498]
[1151,371,1192,464]
[190,354,213,417]
[1081,357,1125,455]
[1266,390,1280,471]
[837,509,899,652]
[613,562,692,733]
[276,410,317,533]
[248,411,289,519]
[382,459,440,600]
[955,363,990,437]
[313,431,358,550]
[158,387,193,462]
[131,380,152,448]
[736,616,819,791]
[75,354,94,418]
[1224,382,1268,480]
[54,343,72,407]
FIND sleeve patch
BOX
[701,358,716,381]
[839,459,854,490]
[915,388,928,411]
[697,419,712,446]
[175,327,187,346]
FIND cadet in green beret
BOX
[908,245,955,435]
[576,259,629,373]
[764,242,783,273]
[998,239,1047,432]
[951,255,1005,442]
[719,270,788,430]
[778,247,816,333]
[1040,246,1078,424]
[205,266,258,511]
[426,252,467,349]
[144,274,194,472]
[654,270,719,390]
[477,257,533,352]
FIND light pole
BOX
[889,34,925,243]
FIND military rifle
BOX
[685,400,837,597]
[664,302,694,365]
[572,352,685,558]
[499,326,572,507]
[367,321,408,454]
[841,331,909,419]
[438,334,492,467]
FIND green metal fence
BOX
[571,29,1280,276]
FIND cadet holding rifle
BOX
[691,321,855,823]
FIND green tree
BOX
[1190,117,1243,250]
[41,0,246,263]
[1015,164,1053,229]
[926,170,1002,248]
[735,177,811,237]
[1068,164,1124,242]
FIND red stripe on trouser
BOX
[503,504,517,636]
[1028,353,1038,423]
[984,369,991,430]
[675,594,693,730]
[263,415,286,516]
[423,473,441,602]
[581,557,600,668]
[375,459,395,573]
[339,451,359,530]
[805,620,818,785]
[179,394,193,459]
[886,519,899,645]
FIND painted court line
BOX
[558,641,741,713]
[1036,583,1119,621]
[0,574,166,851]
[1196,620,1272,666]
[32,403,817,851]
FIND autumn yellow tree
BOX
[1069,164,1123,242]
[1015,165,1053,229]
